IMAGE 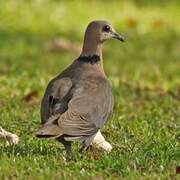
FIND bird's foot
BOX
[66,153,73,161]
[61,140,73,161]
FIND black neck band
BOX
[77,55,100,64]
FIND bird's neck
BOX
[80,38,104,69]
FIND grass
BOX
[0,0,179,179]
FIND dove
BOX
[36,20,124,160]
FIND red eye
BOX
[103,25,110,32]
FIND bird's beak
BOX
[112,32,125,42]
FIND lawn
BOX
[0,0,179,179]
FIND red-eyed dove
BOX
[36,20,124,160]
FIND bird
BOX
[36,20,124,160]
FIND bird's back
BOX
[40,60,114,140]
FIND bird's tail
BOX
[36,124,63,139]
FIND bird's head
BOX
[84,20,125,43]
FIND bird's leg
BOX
[79,143,88,153]
[61,139,72,161]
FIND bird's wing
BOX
[38,76,114,140]
[41,77,73,124]
[58,77,114,138]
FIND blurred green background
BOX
[0,0,179,179]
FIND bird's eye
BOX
[103,25,110,32]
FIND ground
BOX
[0,1,179,179]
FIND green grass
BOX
[0,0,179,179]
